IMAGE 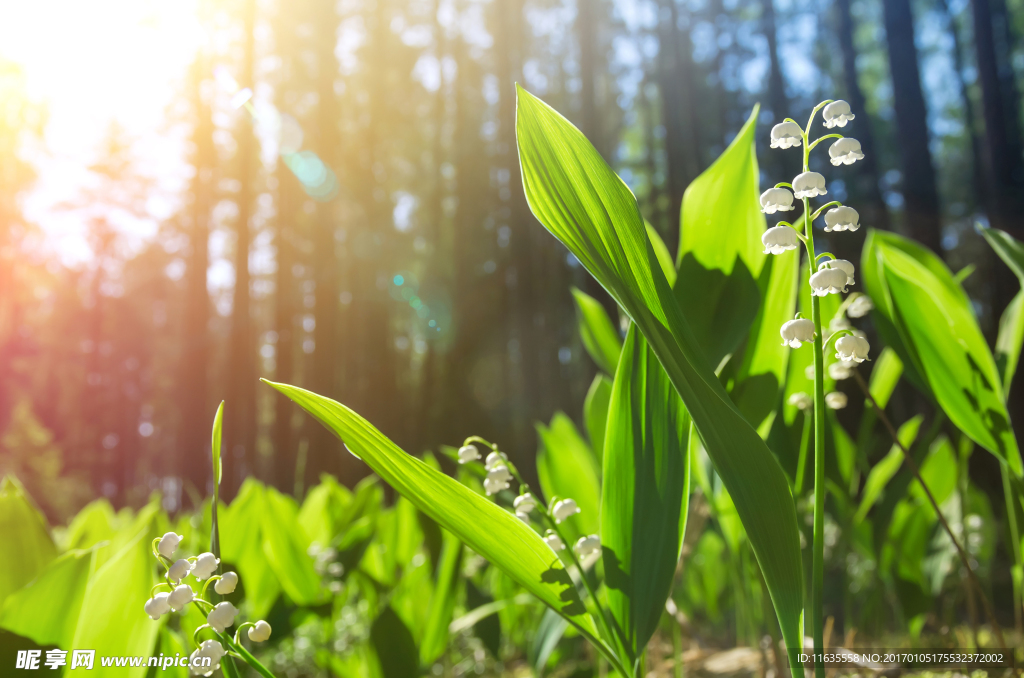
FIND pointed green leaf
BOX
[262,380,605,651]
[854,416,923,523]
[419,530,463,665]
[0,477,57,610]
[536,412,601,539]
[516,85,803,664]
[0,549,93,648]
[583,373,613,462]
[572,288,622,375]
[601,326,691,658]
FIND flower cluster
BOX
[145,532,272,676]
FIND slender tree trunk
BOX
[224,0,257,497]
[179,56,215,502]
[306,0,345,490]
[881,0,943,253]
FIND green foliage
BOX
[0,477,57,609]
[980,228,1024,393]
[854,416,923,523]
[601,326,691,658]
[583,374,613,462]
[515,85,803,665]
[536,412,601,538]
[0,548,92,648]
[572,287,622,375]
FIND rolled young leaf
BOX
[516,85,804,666]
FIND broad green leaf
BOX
[572,287,622,375]
[221,480,281,619]
[996,291,1024,395]
[677,106,765,278]
[646,223,676,286]
[865,231,1022,475]
[0,549,93,648]
[420,530,463,665]
[583,373,613,462]
[529,607,569,674]
[261,487,322,606]
[299,474,354,547]
[516,86,803,663]
[536,413,602,539]
[854,415,923,523]
[601,326,690,659]
[980,227,1024,281]
[0,477,57,609]
[61,499,118,551]
[72,528,160,678]
[262,380,605,651]
[370,606,419,678]
[869,347,904,409]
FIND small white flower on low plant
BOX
[543,530,565,551]
[823,100,856,128]
[192,553,220,580]
[793,171,827,199]
[825,391,848,410]
[821,259,855,285]
[484,451,507,470]
[168,559,192,583]
[770,121,804,148]
[823,206,860,232]
[168,584,194,611]
[144,593,171,620]
[551,498,580,523]
[829,138,864,166]
[457,444,481,463]
[207,601,239,633]
[214,571,238,595]
[762,226,799,255]
[835,335,870,363]
[760,188,795,214]
[780,318,816,348]
[157,532,182,559]
[513,493,536,514]
[190,640,226,677]
[788,392,812,410]
[574,535,602,568]
[484,464,512,495]
[847,295,873,318]
[248,620,272,643]
[828,360,858,380]
[810,266,848,296]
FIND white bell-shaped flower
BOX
[762,226,799,255]
[207,601,239,633]
[780,318,816,348]
[189,640,226,677]
[574,535,602,568]
[788,392,812,410]
[214,571,238,595]
[770,121,803,148]
[157,532,182,559]
[823,206,860,232]
[846,294,873,318]
[192,552,220,580]
[144,592,171,620]
[543,530,565,551]
[820,259,855,285]
[823,100,856,128]
[760,188,795,214]
[810,266,848,296]
[793,172,827,199]
[828,359,858,380]
[513,493,536,514]
[167,584,194,611]
[825,391,848,410]
[551,498,580,523]
[484,451,507,470]
[457,444,481,463]
[167,559,192,583]
[829,138,864,166]
[484,464,512,495]
[835,335,870,363]
[248,620,272,643]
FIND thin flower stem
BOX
[218,631,278,678]
[795,410,812,495]
[775,181,794,189]
[807,133,843,152]
[821,329,853,356]
[811,201,842,221]
[1000,467,1024,634]
[150,582,172,597]
[200,576,221,600]
[850,370,1008,650]
[193,624,213,649]
[234,622,255,646]
[462,435,499,452]
[815,252,836,263]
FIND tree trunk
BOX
[881,0,943,253]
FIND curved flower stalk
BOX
[762,99,870,678]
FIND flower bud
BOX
[788,392,812,410]
[167,559,192,583]
[144,592,171,620]
[457,444,481,463]
[248,620,272,643]
[835,335,870,363]
[207,601,239,633]
[552,498,580,523]
[759,188,795,214]
[761,226,799,255]
[543,530,565,551]
[825,391,848,410]
[214,571,238,595]
[770,121,803,149]
[157,532,182,559]
[823,206,860,232]
[513,493,537,514]
[167,584,194,611]
[192,552,220,580]
[780,318,816,348]
[793,171,827,199]
[823,100,856,128]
